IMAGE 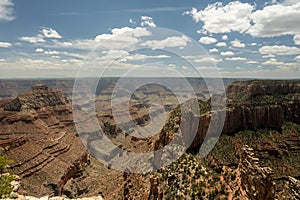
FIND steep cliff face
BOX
[150,80,300,199]
[155,80,300,154]
[227,80,300,98]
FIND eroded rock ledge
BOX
[239,145,275,200]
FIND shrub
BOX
[0,155,14,198]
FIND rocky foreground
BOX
[0,80,299,199]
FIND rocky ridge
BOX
[239,145,275,200]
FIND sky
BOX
[0,0,300,78]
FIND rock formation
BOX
[0,84,89,197]
[238,145,275,200]
[227,80,300,98]
[4,84,69,111]
[279,176,300,200]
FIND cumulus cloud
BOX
[44,50,60,55]
[41,28,62,39]
[0,41,12,48]
[140,16,156,27]
[259,45,300,55]
[199,36,217,44]
[248,2,300,37]
[121,54,170,62]
[0,0,15,22]
[142,35,190,50]
[225,57,247,61]
[262,54,276,58]
[95,27,151,50]
[185,1,300,43]
[194,57,222,63]
[220,51,234,56]
[262,58,284,65]
[295,55,300,61]
[216,42,227,47]
[19,27,62,44]
[230,40,245,48]
[209,48,219,53]
[294,35,300,45]
[184,2,254,34]
[246,60,259,64]
[222,35,228,40]
[19,35,45,43]
[35,48,44,53]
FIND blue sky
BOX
[0,0,300,78]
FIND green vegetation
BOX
[0,155,14,198]
[159,153,231,199]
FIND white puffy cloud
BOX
[246,60,259,64]
[0,0,15,22]
[222,35,228,40]
[295,55,300,61]
[262,54,275,58]
[294,35,300,45]
[194,57,222,63]
[220,51,234,56]
[259,45,300,55]
[95,27,151,50]
[40,27,151,51]
[185,1,300,43]
[262,58,284,65]
[184,2,254,34]
[19,27,62,43]
[41,28,62,39]
[19,35,45,43]
[225,57,247,61]
[142,35,190,50]
[199,36,217,44]
[209,48,219,53]
[216,42,227,47]
[44,50,60,55]
[248,2,300,37]
[100,50,129,60]
[261,58,299,70]
[0,41,12,48]
[35,48,44,53]
[121,54,170,62]
[140,16,156,27]
[230,39,245,48]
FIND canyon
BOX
[0,79,299,199]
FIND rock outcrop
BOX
[238,145,275,200]
[279,176,300,200]
[4,84,69,111]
